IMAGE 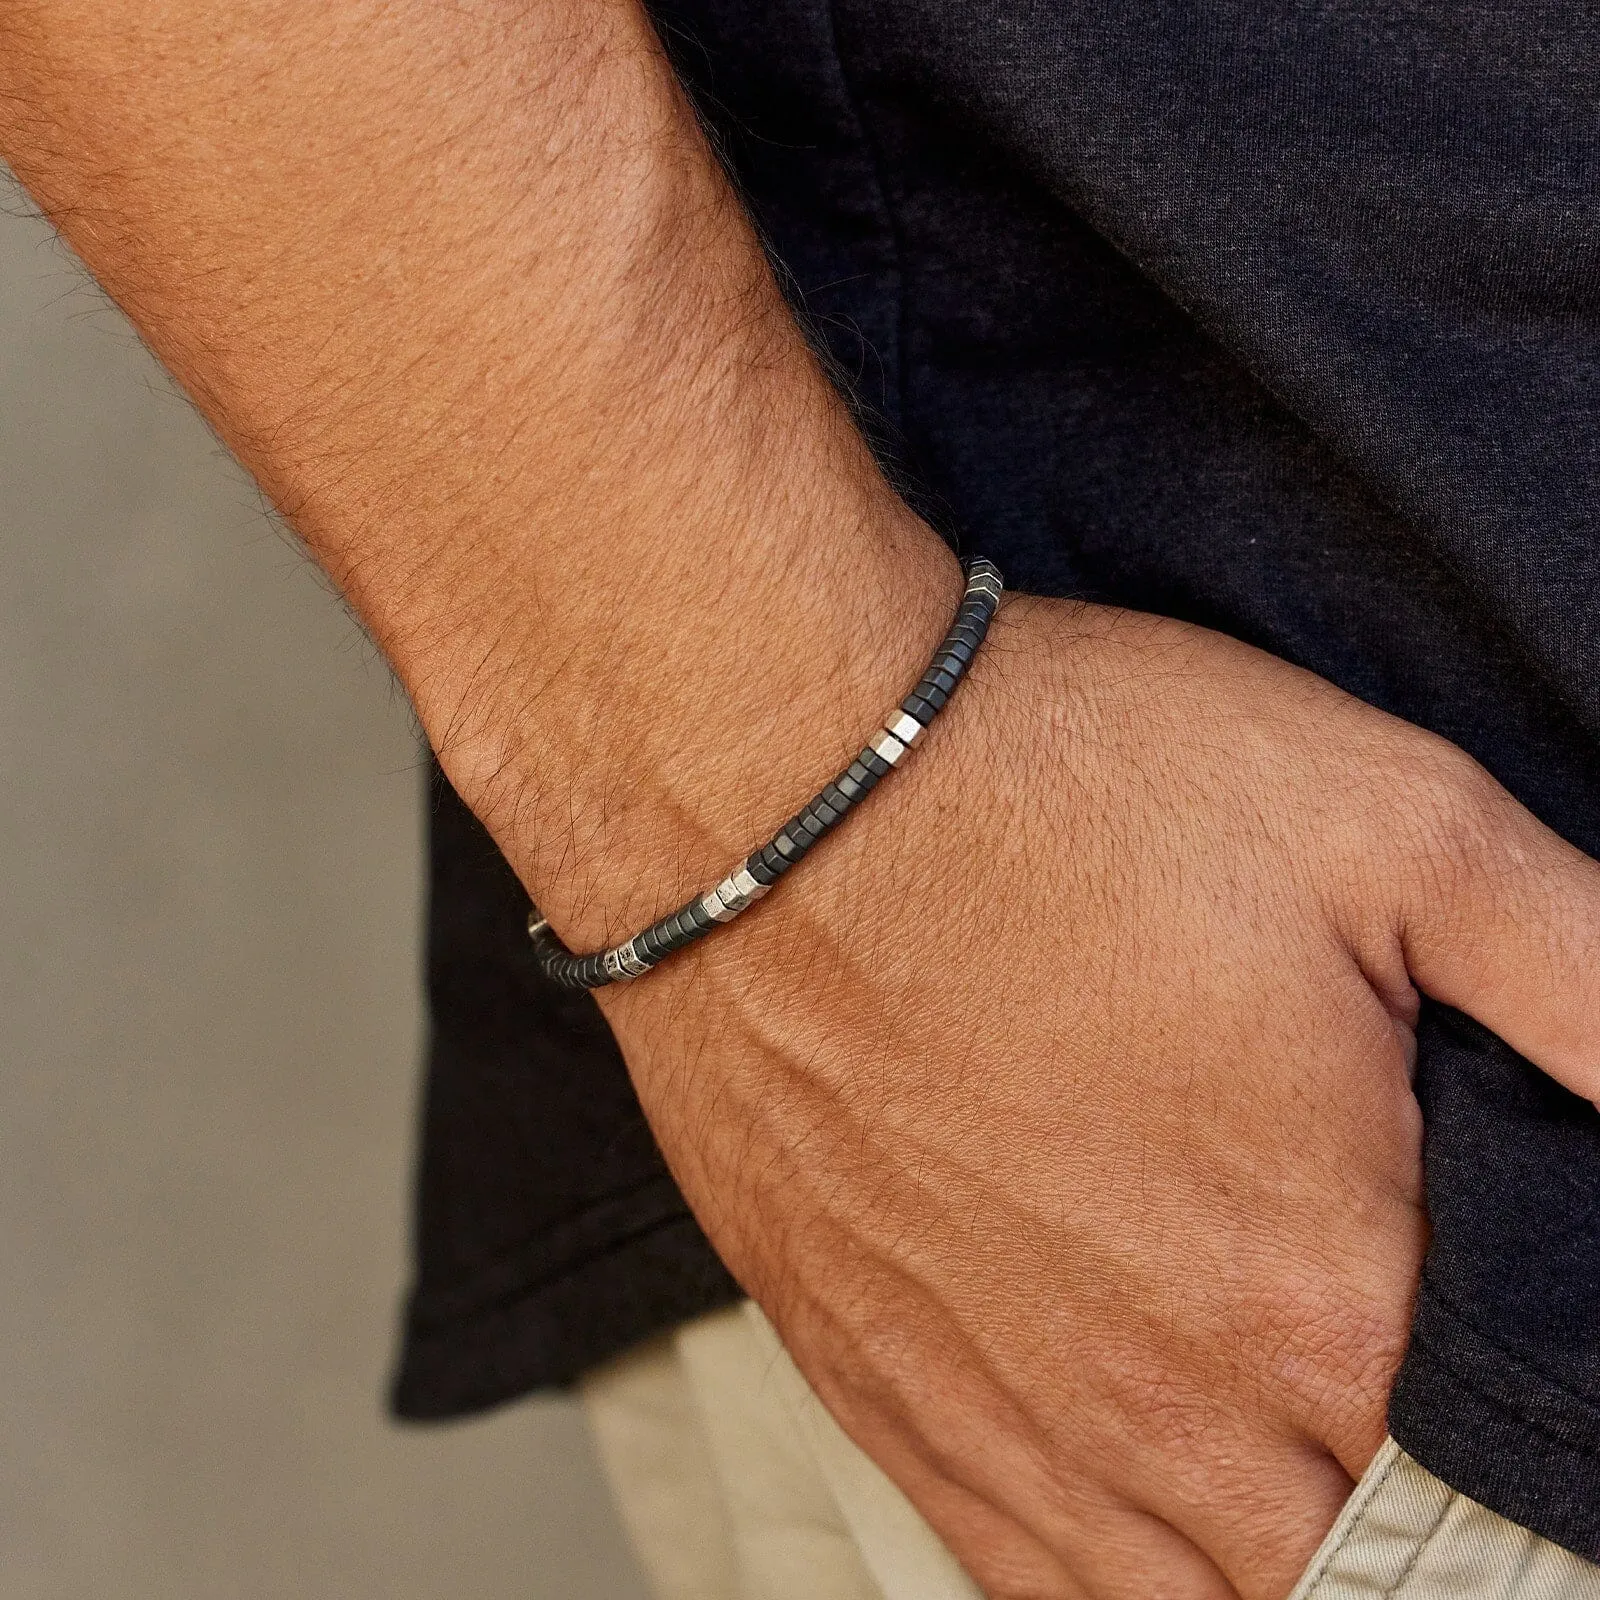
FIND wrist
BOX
[423,487,963,952]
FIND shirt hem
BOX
[1390,1281,1600,1564]
[390,1210,742,1420]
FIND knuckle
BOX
[1396,737,1514,882]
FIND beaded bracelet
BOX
[527,557,1003,990]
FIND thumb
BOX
[1398,758,1600,1104]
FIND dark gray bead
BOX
[758,841,794,875]
[784,824,817,856]
[843,757,882,793]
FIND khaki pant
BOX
[581,1302,1600,1600]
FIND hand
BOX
[591,595,1600,1600]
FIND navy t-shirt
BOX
[392,0,1600,1562]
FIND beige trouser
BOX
[580,1301,1600,1600]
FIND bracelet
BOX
[527,556,1003,990]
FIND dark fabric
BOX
[391,771,740,1419]
[392,0,1600,1561]
[1392,1006,1600,1553]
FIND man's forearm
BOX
[0,0,957,942]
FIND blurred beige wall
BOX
[0,183,648,1598]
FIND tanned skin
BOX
[3,4,1598,1595]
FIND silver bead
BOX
[887,710,924,746]
[869,729,908,765]
[730,865,769,902]
[702,886,741,923]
